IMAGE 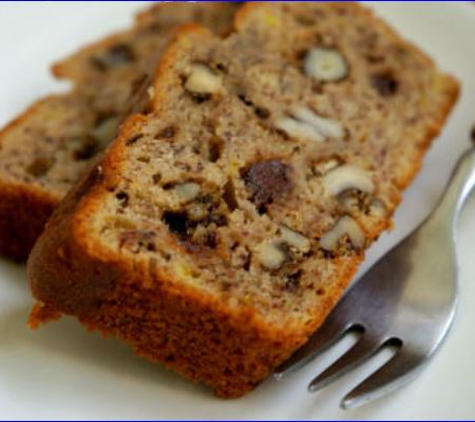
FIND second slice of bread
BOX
[28,2,459,397]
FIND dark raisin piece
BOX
[322,249,337,260]
[91,43,135,71]
[238,94,270,119]
[223,180,238,211]
[365,54,384,64]
[317,287,326,296]
[255,107,270,119]
[115,191,129,207]
[470,125,475,144]
[208,138,223,162]
[73,138,99,160]
[192,93,212,104]
[243,254,251,271]
[257,204,267,215]
[215,63,227,73]
[296,49,308,62]
[27,156,54,177]
[238,94,253,107]
[371,72,398,97]
[212,214,228,227]
[152,173,162,184]
[201,231,217,248]
[243,160,293,208]
[157,126,176,139]
[125,134,143,146]
[163,211,190,240]
[285,271,302,292]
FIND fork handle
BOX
[429,144,475,231]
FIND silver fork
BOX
[275,137,475,409]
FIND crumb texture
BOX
[0,2,238,260]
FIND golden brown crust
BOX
[28,3,460,398]
[0,182,56,261]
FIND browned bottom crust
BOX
[0,184,56,262]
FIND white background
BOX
[0,2,474,420]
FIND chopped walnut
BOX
[275,106,344,142]
[368,199,388,218]
[254,241,287,270]
[173,182,201,202]
[231,244,250,269]
[320,216,365,251]
[312,158,341,177]
[304,47,348,82]
[185,64,223,95]
[280,226,311,253]
[322,164,374,197]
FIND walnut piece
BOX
[304,47,348,82]
[275,106,344,142]
[292,107,345,140]
[186,203,207,221]
[254,241,287,270]
[323,164,374,197]
[312,158,341,177]
[280,226,311,253]
[369,199,388,218]
[185,64,222,95]
[275,116,324,143]
[173,182,200,202]
[320,216,365,251]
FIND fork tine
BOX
[341,349,425,410]
[274,317,351,380]
[308,335,381,392]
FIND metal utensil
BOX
[276,137,475,409]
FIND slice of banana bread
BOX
[28,2,459,398]
[0,2,238,261]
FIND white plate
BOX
[1,2,475,420]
